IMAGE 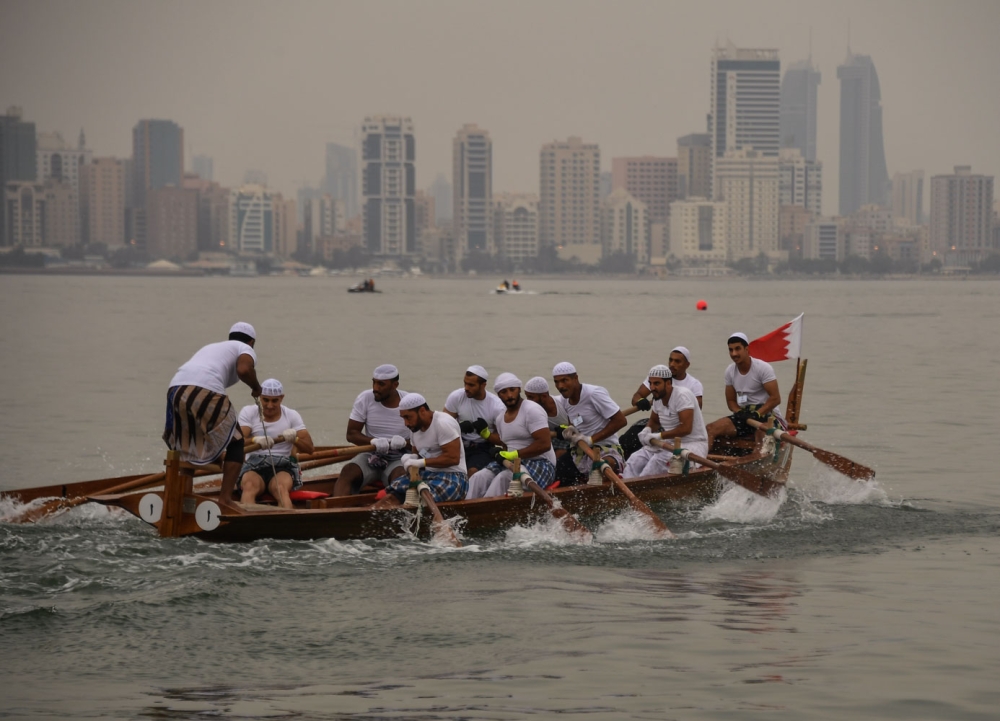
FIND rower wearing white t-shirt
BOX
[623,366,708,479]
[334,364,411,496]
[236,378,315,508]
[443,365,506,475]
[467,373,557,498]
[523,376,571,457]
[705,332,782,450]
[552,361,628,485]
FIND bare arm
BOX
[441,408,458,418]
[758,380,781,418]
[345,418,371,446]
[293,429,315,455]
[659,409,693,440]
[630,383,650,406]
[425,437,462,469]
[240,424,254,440]
[696,395,703,409]
[237,354,262,397]
[515,426,553,460]
[725,385,740,413]
[646,414,662,433]
[592,410,627,444]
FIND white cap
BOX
[728,332,750,345]
[524,376,549,394]
[494,372,522,392]
[373,364,399,380]
[260,378,284,396]
[552,361,577,376]
[648,364,672,380]
[466,365,488,381]
[670,346,691,362]
[229,322,256,340]
[398,393,427,411]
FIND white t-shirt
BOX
[494,399,557,466]
[169,340,257,395]
[349,389,411,440]
[542,395,570,433]
[652,385,708,448]
[556,383,621,441]
[724,357,778,409]
[444,388,506,444]
[238,405,307,459]
[411,411,467,474]
[639,373,703,400]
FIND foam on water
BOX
[698,481,787,524]
[792,461,891,506]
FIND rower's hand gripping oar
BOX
[502,457,591,541]
[406,466,461,547]
[747,419,875,482]
[648,437,780,497]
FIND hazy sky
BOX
[2,0,998,216]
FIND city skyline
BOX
[3,0,998,218]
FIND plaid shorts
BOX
[236,455,303,494]
[387,470,468,503]
[482,458,556,489]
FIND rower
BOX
[333,364,410,496]
[466,373,556,498]
[705,332,782,450]
[236,378,314,508]
[442,365,506,475]
[162,321,262,508]
[523,376,571,458]
[376,393,468,506]
[622,366,708,479]
[551,361,627,485]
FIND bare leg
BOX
[219,461,246,508]
[705,417,737,453]
[268,472,295,509]
[334,463,363,496]
[239,472,265,505]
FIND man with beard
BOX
[443,365,506,475]
[523,376,571,458]
[705,332,782,450]
[622,365,708,479]
[466,373,557,499]
[333,364,410,496]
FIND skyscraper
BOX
[601,189,649,263]
[453,124,493,255]
[929,166,994,255]
[780,59,821,161]
[709,43,781,195]
[80,157,126,247]
[677,133,711,199]
[611,156,678,224]
[323,143,358,219]
[539,136,601,263]
[494,193,539,264]
[1,106,37,246]
[891,170,924,225]
[132,119,184,209]
[192,155,213,182]
[837,53,889,215]
[714,147,781,261]
[360,115,416,257]
[778,148,823,217]
[229,185,274,254]
[430,173,452,223]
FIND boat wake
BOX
[698,482,787,524]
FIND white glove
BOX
[389,435,407,451]
[400,453,418,465]
[402,456,426,471]
[560,425,579,442]
[638,427,655,447]
[371,437,391,454]
[280,428,297,443]
[252,435,275,449]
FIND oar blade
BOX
[549,506,592,541]
[709,459,782,497]
[7,495,83,524]
[430,520,462,548]
[812,449,875,481]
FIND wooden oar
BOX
[747,419,875,481]
[504,458,591,541]
[649,438,780,497]
[296,444,375,463]
[574,438,673,538]
[408,466,461,547]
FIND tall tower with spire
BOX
[837,51,889,215]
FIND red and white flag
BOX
[749,313,804,362]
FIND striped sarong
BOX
[162,385,239,465]
[387,470,468,503]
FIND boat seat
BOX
[257,489,330,504]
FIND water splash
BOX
[792,463,890,506]
[698,482,786,524]
[593,509,672,542]
[503,513,594,547]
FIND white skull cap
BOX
[493,372,522,392]
[728,332,750,344]
[229,322,256,340]
[552,361,577,376]
[466,365,489,381]
[648,364,672,380]
[524,376,550,394]
[397,393,427,411]
[260,378,283,396]
[372,364,399,380]
[670,346,691,362]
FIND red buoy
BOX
[696,299,708,311]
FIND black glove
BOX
[635,398,652,411]
[472,418,489,434]
[489,446,505,462]
[749,410,765,423]
[459,420,475,434]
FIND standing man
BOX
[466,373,557,498]
[376,394,468,505]
[623,366,708,479]
[236,378,314,508]
[523,376,571,458]
[552,361,627,485]
[163,322,262,508]
[443,365,506,475]
[705,332,782,450]
[334,364,410,496]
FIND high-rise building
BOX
[891,170,924,225]
[303,194,345,252]
[1,107,37,246]
[192,155,214,182]
[780,59,821,161]
[81,157,126,248]
[539,136,601,263]
[146,186,198,260]
[677,133,711,199]
[779,204,814,257]
[778,148,823,217]
[272,194,297,258]
[182,174,230,252]
[323,143,358,219]
[669,198,728,264]
[837,53,890,215]
[714,147,781,261]
[3,181,45,246]
[360,115,416,257]
[494,193,539,264]
[803,219,843,261]
[611,156,678,224]
[414,190,435,242]
[601,188,649,263]
[430,173,452,223]
[452,124,493,255]
[35,131,90,246]
[42,180,79,247]
[709,44,781,195]
[229,185,275,254]
[600,171,613,200]
[929,166,995,255]
[132,119,184,209]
